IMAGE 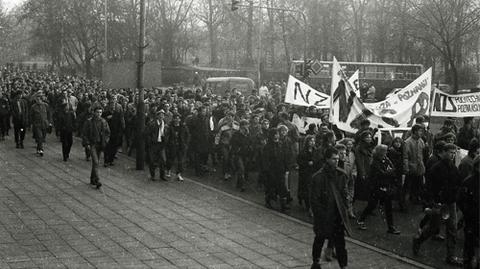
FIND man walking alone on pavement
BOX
[310,147,351,269]
[30,91,52,156]
[82,106,110,189]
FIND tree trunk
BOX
[476,37,480,73]
[207,0,217,65]
[85,56,92,79]
[450,58,459,93]
[244,1,254,66]
[279,11,290,73]
[209,26,218,65]
[397,0,407,62]
[267,0,275,70]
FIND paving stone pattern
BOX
[0,136,419,269]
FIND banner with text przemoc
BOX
[431,88,480,117]
[329,57,432,133]
[284,75,330,108]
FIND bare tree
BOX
[196,0,224,66]
[347,0,368,62]
[149,0,194,66]
[406,0,480,91]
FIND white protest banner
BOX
[292,114,323,134]
[364,68,432,127]
[431,88,480,117]
[330,58,429,133]
[348,70,360,96]
[285,75,330,108]
[329,58,341,121]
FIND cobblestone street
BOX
[0,136,430,269]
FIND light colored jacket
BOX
[403,137,425,176]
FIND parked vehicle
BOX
[205,77,255,96]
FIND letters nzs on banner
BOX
[285,75,330,108]
[431,88,480,117]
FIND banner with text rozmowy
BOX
[330,57,432,133]
[431,88,480,117]
[285,75,330,108]
[364,67,432,127]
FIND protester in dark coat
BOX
[413,143,463,267]
[456,117,477,150]
[166,113,189,181]
[357,145,400,234]
[354,130,374,201]
[278,124,296,203]
[58,104,76,161]
[458,138,479,181]
[10,91,29,148]
[190,106,212,176]
[264,128,290,212]
[310,147,350,269]
[0,92,10,140]
[30,92,52,156]
[255,119,270,188]
[82,106,110,189]
[387,137,405,210]
[146,110,167,181]
[456,156,479,269]
[297,135,321,212]
[102,95,125,166]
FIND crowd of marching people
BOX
[0,69,478,269]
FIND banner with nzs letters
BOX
[285,75,330,108]
[431,88,480,117]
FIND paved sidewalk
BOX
[0,136,427,269]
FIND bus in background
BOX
[290,60,424,102]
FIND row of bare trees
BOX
[7,0,480,89]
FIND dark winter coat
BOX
[297,147,322,182]
[310,164,350,237]
[11,97,29,125]
[190,114,212,153]
[166,123,189,153]
[82,116,110,149]
[457,172,479,238]
[426,158,461,204]
[30,101,51,130]
[354,142,373,179]
[387,146,403,178]
[230,130,252,158]
[369,156,397,196]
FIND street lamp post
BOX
[136,0,146,170]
